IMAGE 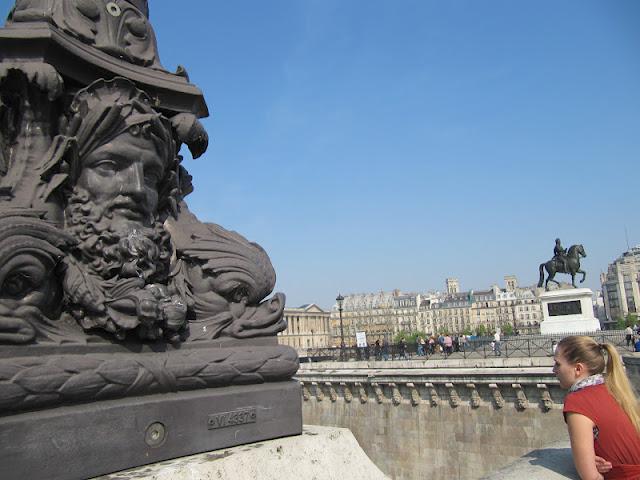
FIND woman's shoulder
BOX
[564,383,611,409]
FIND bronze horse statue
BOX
[538,244,587,290]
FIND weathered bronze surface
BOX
[0,3,299,474]
[538,239,587,290]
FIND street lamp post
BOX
[336,294,345,361]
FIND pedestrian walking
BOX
[398,338,407,360]
[493,330,501,356]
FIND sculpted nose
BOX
[123,163,146,197]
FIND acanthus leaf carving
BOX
[425,382,439,407]
[537,383,553,412]
[341,382,353,403]
[512,383,528,410]
[372,382,384,404]
[406,382,420,406]
[445,382,460,408]
[390,383,401,406]
[466,383,481,408]
[489,383,505,409]
[312,382,324,402]
[300,382,310,401]
[355,382,368,403]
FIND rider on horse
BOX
[539,241,587,290]
[552,238,569,273]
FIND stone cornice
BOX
[298,368,563,411]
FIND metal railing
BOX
[300,330,635,362]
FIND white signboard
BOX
[355,331,367,348]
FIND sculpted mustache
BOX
[107,196,146,212]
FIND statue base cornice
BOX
[0,340,299,415]
[0,21,207,116]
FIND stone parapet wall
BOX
[299,367,567,480]
[299,355,555,371]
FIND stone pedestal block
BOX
[95,425,389,480]
[539,288,600,334]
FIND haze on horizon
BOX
[2,0,637,310]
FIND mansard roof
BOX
[285,303,326,313]
[337,291,400,311]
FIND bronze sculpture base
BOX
[0,381,302,480]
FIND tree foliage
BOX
[502,323,514,336]
[475,324,487,337]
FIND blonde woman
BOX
[553,336,640,479]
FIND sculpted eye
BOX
[145,169,162,186]
[93,159,118,174]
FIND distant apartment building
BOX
[422,281,542,335]
[328,291,401,346]
[329,276,543,344]
[601,246,640,327]
[592,290,607,327]
[278,304,331,349]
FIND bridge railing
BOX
[301,330,633,362]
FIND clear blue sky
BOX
[3,1,639,309]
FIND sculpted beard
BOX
[65,186,172,283]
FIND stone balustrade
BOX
[297,366,563,412]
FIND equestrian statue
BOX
[538,238,587,290]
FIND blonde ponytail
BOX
[601,343,640,434]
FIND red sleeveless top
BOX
[564,384,640,479]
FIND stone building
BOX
[446,278,460,294]
[593,290,608,327]
[278,304,331,349]
[421,282,542,336]
[330,276,543,344]
[601,246,640,327]
[492,284,542,334]
[329,291,400,346]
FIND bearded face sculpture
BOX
[0,73,285,345]
[58,79,186,341]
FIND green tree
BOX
[462,327,473,336]
[394,330,409,343]
[502,323,514,336]
[475,324,487,337]
[616,317,627,329]
[395,330,428,344]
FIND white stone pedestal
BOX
[539,288,600,335]
[94,425,389,480]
